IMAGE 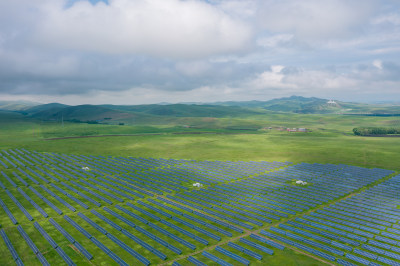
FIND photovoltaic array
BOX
[0,148,397,265]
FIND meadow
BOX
[1,110,399,171]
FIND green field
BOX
[0,109,399,265]
[1,110,399,171]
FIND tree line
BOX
[353,127,400,136]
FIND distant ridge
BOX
[26,104,132,122]
[5,96,400,123]
[0,100,41,111]
[207,95,400,114]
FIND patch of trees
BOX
[353,127,400,136]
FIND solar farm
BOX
[0,148,399,266]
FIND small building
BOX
[193,182,203,188]
[295,180,307,185]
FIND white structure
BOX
[82,166,90,171]
[193,182,203,188]
[327,100,336,104]
[295,180,307,185]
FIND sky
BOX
[0,0,399,105]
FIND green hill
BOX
[26,104,134,122]
[18,96,400,125]
[0,100,40,111]
[104,103,263,117]
[23,103,264,124]
[212,96,400,114]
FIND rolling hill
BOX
[0,100,40,111]
[6,96,400,125]
[25,104,134,122]
[211,95,400,114]
[103,103,263,117]
[21,103,265,123]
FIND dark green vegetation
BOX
[353,127,400,136]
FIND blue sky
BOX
[0,0,399,104]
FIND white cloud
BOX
[372,13,400,25]
[0,0,399,103]
[250,65,294,90]
[257,0,376,40]
[257,34,294,48]
[3,60,400,104]
[245,61,400,99]
[373,59,383,69]
[33,0,252,58]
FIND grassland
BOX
[1,110,399,171]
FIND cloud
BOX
[245,61,400,99]
[373,60,383,69]
[3,60,400,104]
[372,13,400,26]
[257,0,377,40]
[0,0,399,103]
[257,34,294,48]
[33,0,252,58]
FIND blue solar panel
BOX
[0,197,18,224]
[202,251,232,266]
[106,233,150,265]
[5,189,33,221]
[227,242,262,260]
[345,253,370,265]
[215,246,249,265]
[239,238,273,255]
[18,225,49,265]
[64,215,93,239]
[187,256,206,265]
[252,233,285,250]
[337,258,357,266]
[0,229,20,261]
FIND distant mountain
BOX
[0,100,41,111]
[210,96,400,114]
[262,96,342,113]
[25,103,69,116]
[25,104,133,122]
[23,102,263,123]
[103,104,262,117]
[16,96,400,124]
